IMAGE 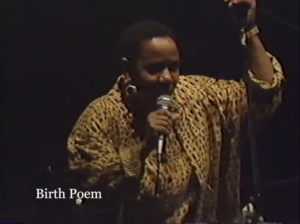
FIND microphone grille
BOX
[157,95,172,108]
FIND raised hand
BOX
[225,0,257,26]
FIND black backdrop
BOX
[1,1,299,223]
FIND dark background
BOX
[1,0,299,223]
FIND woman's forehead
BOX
[139,37,180,62]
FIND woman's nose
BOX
[159,68,172,82]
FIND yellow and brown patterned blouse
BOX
[67,53,284,223]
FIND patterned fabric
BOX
[67,53,284,223]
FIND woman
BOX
[67,2,284,222]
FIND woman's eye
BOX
[169,62,179,72]
[146,64,165,75]
[145,61,180,75]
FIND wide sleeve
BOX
[67,100,127,219]
[190,53,284,221]
[211,53,284,221]
[211,52,284,130]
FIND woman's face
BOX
[125,37,180,101]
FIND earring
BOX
[125,84,137,96]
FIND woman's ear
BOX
[121,57,129,64]
[121,57,131,79]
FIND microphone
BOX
[230,2,251,26]
[156,95,172,162]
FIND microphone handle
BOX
[158,105,169,162]
[158,135,165,162]
[157,104,170,162]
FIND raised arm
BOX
[182,52,283,221]
[209,49,284,221]
[215,52,284,127]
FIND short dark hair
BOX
[118,20,176,61]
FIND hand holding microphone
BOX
[147,109,179,135]
[147,109,173,136]
[145,95,180,161]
